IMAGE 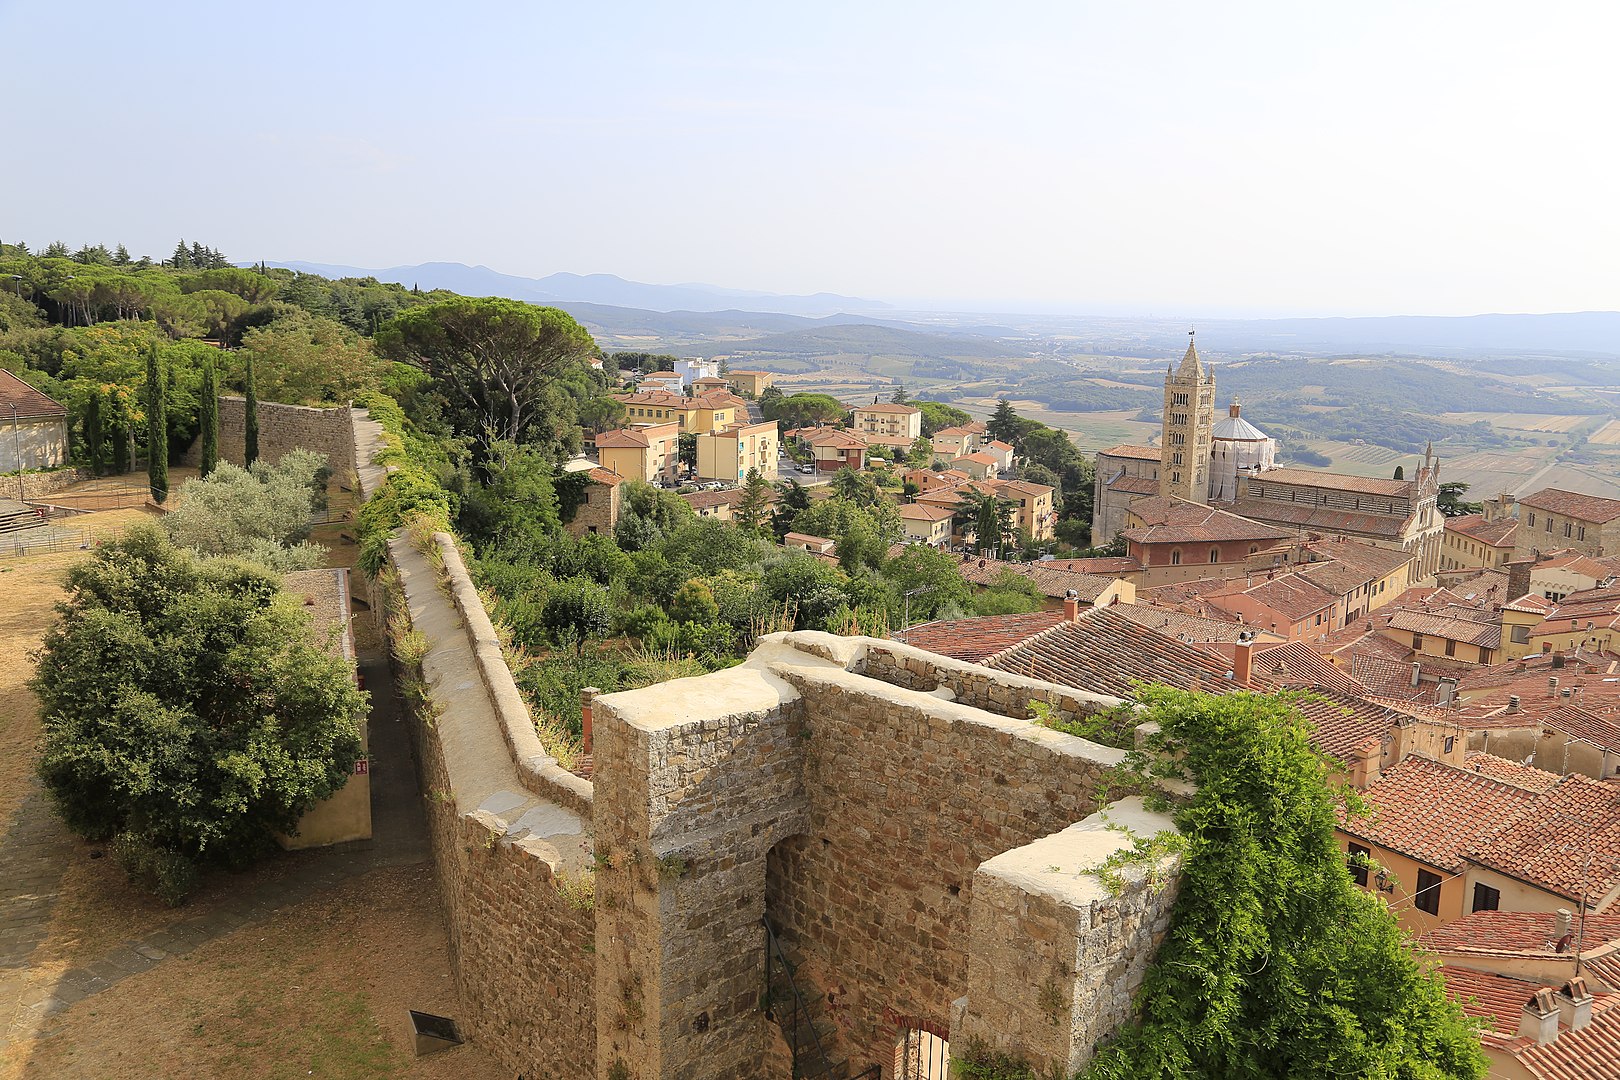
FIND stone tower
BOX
[1160,333,1215,503]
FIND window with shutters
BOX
[1472,882,1500,913]
[1415,869,1443,915]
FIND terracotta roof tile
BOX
[896,610,1068,664]
[1122,496,1295,546]
[1340,756,1541,872]
[953,554,1118,602]
[1289,690,1396,760]
[1387,608,1503,649]
[1226,497,1413,541]
[1253,467,1416,497]
[1107,475,1161,496]
[595,428,651,448]
[1044,557,1142,575]
[898,503,955,522]
[1097,444,1163,461]
[984,606,1240,696]
[1421,909,1620,958]
[1438,966,1547,1033]
[1462,751,1563,793]
[586,467,624,487]
[1113,605,1260,644]
[1468,774,1620,902]
[1516,993,1620,1080]
[0,371,65,419]
[1446,514,1520,547]
[1520,488,1620,525]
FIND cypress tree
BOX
[145,347,168,504]
[198,361,219,477]
[243,355,260,467]
[111,413,130,476]
[84,392,103,476]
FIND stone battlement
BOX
[390,532,1184,1079]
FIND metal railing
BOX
[0,529,93,559]
[764,917,849,1079]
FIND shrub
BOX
[541,576,613,647]
[161,448,329,571]
[32,526,366,898]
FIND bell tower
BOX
[1160,332,1215,503]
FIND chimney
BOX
[1550,676,1560,696]
[1063,589,1081,622]
[1411,662,1422,688]
[1229,402,1242,418]
[1555,908,1573,940]
[1508,559,1532,602]
[580,687,600,756]
[1233,640,1253,688]
[1508,694,1521,713]
[1518,988,1561,1046]
[1556,977,1595,1032]
[1563,688,1573,700]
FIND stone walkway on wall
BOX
[0,644,429,1043]
[352,408,389,499]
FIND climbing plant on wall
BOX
[1071,686,1488,1080]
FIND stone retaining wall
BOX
[182,397,357,479]
[9,467,92,502]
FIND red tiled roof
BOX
[954,452,999,465]
[1253,467,1415,497]
[1446,514,1520,547]
[0,370,65,419]
[808,429,867,450]
[852,402,920,415]
[1521,488,1620,525]
[586,467,624,487]
[1122,496,1295,546]
[1044,557,1142,575]
[1340,756,1541,872]
[1421,910,1620,958]
[954,554,1118,602]
[1393,608,1503,650]
[595,428,651,448]
[1097,444,1163,462]
[1468,774,1620,902]
[1252,642,1368,693]
[1208,572,1338,621]
[1350,654,1422,695]
[1114,605,1261,644]
[1463,751,1563,792]
[617,389,688,407]
[896,610,1068,664]
[1515,992,1620,1080]
[1290,690,1396,760]
[1439,966,1546,1033]
[1508,594,1558,615]
[1108,475,1161,496]
[984,606,1239,696]
[899,503,954,522]
[1226,497,1413,541]
[986,440,1015,452]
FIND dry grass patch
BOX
[2,864,503,1080]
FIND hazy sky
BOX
[3,1,1616,317]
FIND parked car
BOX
[798,464,815,474]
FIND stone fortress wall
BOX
[182,396,358,478]
[393,528,1184,1078]
[254,397,1186,1078]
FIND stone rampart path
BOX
[0,646,427,1043]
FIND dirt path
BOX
[0,504,502,1077]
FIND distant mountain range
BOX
[257,261,892,317]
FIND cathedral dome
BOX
[1211,402,1269,442]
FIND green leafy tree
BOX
[961,488,1013,556]
[762,555,852,630]
[669,579,721,625]
[829,465,880,505]
[890,384,909,404]
[377,296,596,462]
[916,399,971,437]
[883,544,972,623]
[1393,465,1404,480]
[735,469,774,535]
[32,527,366,900]
[243,354,260,467]
[772,478,812,540]
[161,451,326,571]
[83,390,104,476]
[541,576,613,648]
[456,440,561,549]
[237,307,384,405]
[678,431,698,470]
[986,398,1022,444]
[144,346,168,503]
[1081,686,1489,1080]
[1438,481,1481,516]
[835,514,888,573]
[198,360,219,477]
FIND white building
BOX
[1208,401,1276,503]
[673,357,720,389]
